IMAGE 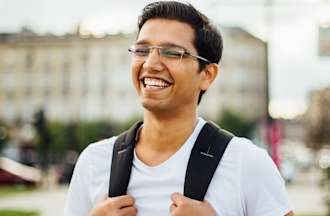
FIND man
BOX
[65,1,294,216]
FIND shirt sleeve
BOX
[241,140,292,216]
[64,146,93,216]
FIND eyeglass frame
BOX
[128,44,212,64]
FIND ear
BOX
[200,63,219,91]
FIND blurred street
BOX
[287,167,328,216]
[0,168,327,216]
[0,185,68,216]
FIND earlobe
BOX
[200,64,219,91]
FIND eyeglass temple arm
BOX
[184,51,212,64]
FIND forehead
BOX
[137,18,196,50]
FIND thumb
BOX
[171,192,191,205]
[98,193,108,203]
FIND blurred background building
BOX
[201,26,267,121]
[0,26,267,123]
[0,27,138,123]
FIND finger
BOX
[170,192,191,205]
[203,199,213,208]
[170,192,183,204]
[101,193,108,200]
[118,206,137,216]
[106,195,135,209]
[95,193,108,205]
[169,203,177,214]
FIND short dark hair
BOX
[137,1,223,104]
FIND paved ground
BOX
[0,185,68,216]
[287,168,328,216]
[0,168,328,216]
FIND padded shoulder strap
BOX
[184,121,233,201]
[108,121,233,201]
[108,121,143,197]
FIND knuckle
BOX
[130,207,138,214]
[180,201,189,209]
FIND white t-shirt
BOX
[64,118,292,216]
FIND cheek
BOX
[131,62,142,87]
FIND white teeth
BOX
[143,78,170,88]
[146,85,163,89]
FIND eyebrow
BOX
[134,40,189,51]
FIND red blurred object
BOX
[0,157,41,185]
[0,169,35,185]
[266,120,283,167]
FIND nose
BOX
[142,48,164,71]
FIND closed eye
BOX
[134,47,150,56]
[160,47,184,58]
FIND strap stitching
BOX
[118,148,128,155]
[199,125,218,158]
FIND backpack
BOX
[108,121,233,201]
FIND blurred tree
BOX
[33,109,51,171]
[216,109,255,138]
[0,122,9,154]
[306,87,330,150]
[305,87,330,216]
[47,121,117,157]
[76,121,114,152]
[44,116,142,161]
[118,115,143,133]
[66,122,79,152]
[48,122,68,155]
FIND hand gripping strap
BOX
[184,121,233,201]
[108,121,143,197]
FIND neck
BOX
[138,108,198,152]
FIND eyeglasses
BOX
[128,45,211,64]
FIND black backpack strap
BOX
[108,121,143,197]
[184,121,233,201]
[108,121,233,201]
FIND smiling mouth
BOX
[142,77,172,89]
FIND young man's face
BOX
[131,18,206,115]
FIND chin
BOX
[141,100,168,114]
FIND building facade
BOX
[0,27,267,123]
[199,27,268,121]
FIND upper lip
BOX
[139,75,174,85]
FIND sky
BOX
[0,0,330,119]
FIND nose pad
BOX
[175,54,183,67]
[148,47,161,59]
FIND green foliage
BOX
[117,115,143,133]
[0,186,36,197]
[0,210,39,216]
[216,109,255,138]
[48,122,69,154]
[0,121,9,154]
[38,116,142,161]
[45,121,115,154]
[75,121,115,152]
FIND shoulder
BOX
[73,136,117,177]
[77,136,117,167]
[219,136,281,183]
[228,136,279,175]
[65,136,118,216]
[229,137,291,215]
[84,136,117,156]
[222,136,266,161]
[227,136,268,161]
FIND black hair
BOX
[137,1,223,104]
